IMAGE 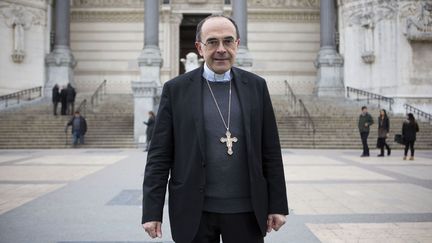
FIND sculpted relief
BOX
[342,0,398,27]
[405,1,432,41]
[0,2,45,63]
[249,0,319,8]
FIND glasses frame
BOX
[199,37,239,50]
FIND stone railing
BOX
[346,86,394,112]
[404,103,432,123]
[0,86,42,108]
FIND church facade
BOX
[1,0,431,113]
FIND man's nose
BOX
[216,41,227,53]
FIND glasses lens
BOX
[205,40,219,49]
[204,38,236,50]
[223,38,235,48]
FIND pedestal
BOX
[133,45,163,147]
[137,46,163,82]
[314,47,345,97]
[235,46,253,72]
[131,81,159,147]
[45,45,76,98]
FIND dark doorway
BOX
[179,14,209,74]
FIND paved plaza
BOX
[0,149,431,243]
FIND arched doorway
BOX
[179,14,209,74]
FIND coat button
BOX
[199,186,204,193]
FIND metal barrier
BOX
[90,79,107,110]
[284,80,297,112]
[346,86,394,111]
[284,80,316,148]
[76,99,87,117]
[404,103,432,123]
[0,86,42,108]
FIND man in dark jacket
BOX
[142,15,288,243]
[60,85,68,115]
[402,113,420,160]
[65,111,87,146]
[358,106,374,157]
[66,83,76,115]
[143,111,156,151]
[52,84,60,116]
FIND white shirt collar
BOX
[202,63,231,82]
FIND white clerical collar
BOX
[202,63,232,82]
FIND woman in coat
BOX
[143,111,156,151]
[402,113,420,160]
[377,109,391,156]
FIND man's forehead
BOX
[201,17,236,37]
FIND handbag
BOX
[394,134,404,145]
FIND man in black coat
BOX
[60,85,68,115]
[65,111,87,146]
[142,15,288,243]
[66,83,76,116]
[52,84,60,116]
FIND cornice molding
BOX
[249,10,320,22]
[71,10,144,23]
[248,0,319,9]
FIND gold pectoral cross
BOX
[220,130,238,155]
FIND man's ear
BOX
[195,42,203,56]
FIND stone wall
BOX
[69,0,320,95]
[0,0,48,95]
[338,0,432,113]
[248,0,319,95]
[248,15,319,95]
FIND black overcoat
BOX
[142,66,289,243]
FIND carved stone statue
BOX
[12,23,25,63]
[406,2,432,41]
[360,13,375,64]
[180,52,204,73]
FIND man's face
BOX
[362,108,368,114]
[195,17,239,74]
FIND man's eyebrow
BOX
[204,36,235,42]
[205,37,218,41]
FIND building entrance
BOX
[179,14,209,74]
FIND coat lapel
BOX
[189,67,206,160]
[231,68,252,154]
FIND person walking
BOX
[143,111,156,152]
[60,85,68,115]
[402,113,419,160]
[52,84,60,116]
[142,15,288,243]
[358,106,374,157]
[66,83,76,116]
[65,111,87,146]
[377,109,391,157]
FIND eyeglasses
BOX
[200,37,237,50]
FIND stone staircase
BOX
[0,94,135,149]
[1,92,430,150]
[273,95,432,149]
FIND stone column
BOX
[45,0,76,98]
[232,0,253,70]
[138,0,163,82]
[133,0,163,145]
[314,0,344,97]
